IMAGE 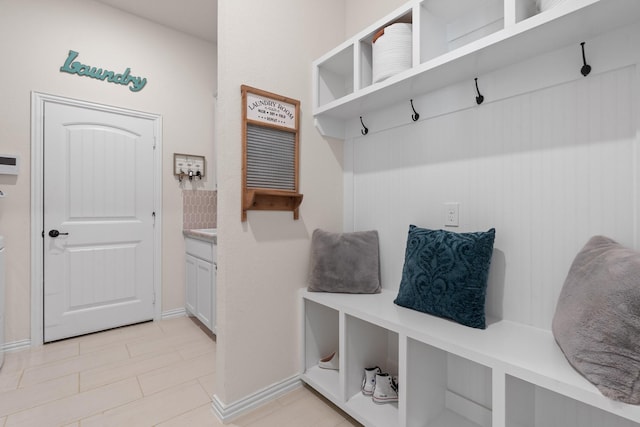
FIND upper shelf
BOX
[312,0,640,138]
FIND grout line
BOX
[0,317,358,427]
[0,374,79,420]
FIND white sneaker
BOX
[361,366,381,396]
[318,352,339,370]
[372,373,398,404]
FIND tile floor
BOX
[0,316,360,427]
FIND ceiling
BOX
[95,0,217,43]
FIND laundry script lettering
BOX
[246,94,296,129]
[60,50,147,92]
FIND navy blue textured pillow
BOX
[394,226,496,329]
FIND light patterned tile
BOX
[0,370,21,393]
[79,321,163,354]
[126,327,209,358]
[155,403,224,427]
[1,340,79,374]
[302,386,361,426]
[242,393,345,427]
[137,351,215,396]
[156,316,202,335]
[232,400,284,427]
[178,337,216,361]
[336,417,363,426]
[80,351,182,392]
[80,380,211,427]
[315,417,355,427]
[276,385,309,406]
[20,345,129,387]
[0,318,353,427]
[197,372,216,397]
[0,374,77,418]
[5,377,141,427]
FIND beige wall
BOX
[215,0,346,405]
[214,0,415,407]
[0,0,216,343]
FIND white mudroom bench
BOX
[300,288,640,427]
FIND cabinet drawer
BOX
[185,237,215,262]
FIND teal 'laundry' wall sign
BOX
[60,50,147,92]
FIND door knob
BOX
[49,229,69,238]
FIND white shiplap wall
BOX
[344,27,639,331]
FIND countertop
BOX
[183,228,217,243]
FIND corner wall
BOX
[214,0,346,407]
[0,0,216,344]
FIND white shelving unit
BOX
[300,289,640,427]
[312,0,640,139]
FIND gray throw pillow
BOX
[307,229,381,294]
[552,235,640,404]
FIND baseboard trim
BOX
[161,308,187,320]
[3,339,31,353]
[212,375,302,423]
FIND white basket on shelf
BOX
[372,23,412,84]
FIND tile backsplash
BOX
[183,190,217,230]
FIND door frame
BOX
[30,92,163,346]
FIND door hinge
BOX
[41,230,44,238]
[152,291,156,305]
[153,137,157,150]
[152,211,156,226]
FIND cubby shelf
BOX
[312,0,640,139]
[300,289,640,426]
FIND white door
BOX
[44,102,156,342]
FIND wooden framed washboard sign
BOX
[241,85,303,221]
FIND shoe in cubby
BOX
[318,351,339,371]
[362,366,382,396]
[372,373,398,404]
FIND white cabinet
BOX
[196,258,214,329]
[313,0,640,138]
[185,236,216,334]
[185,254,197,316]
[301,290,640,427]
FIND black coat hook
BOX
[410,99,420,122]
[580,42,591,77]
[359,116,369,135]
[474,78,484,105]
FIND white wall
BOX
[344,23,640,330]
[345,0,408,38]
[0,0,216,343]
[214,0,347,407]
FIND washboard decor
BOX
[241,85,302,221]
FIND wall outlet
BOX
[444,203,459,227]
